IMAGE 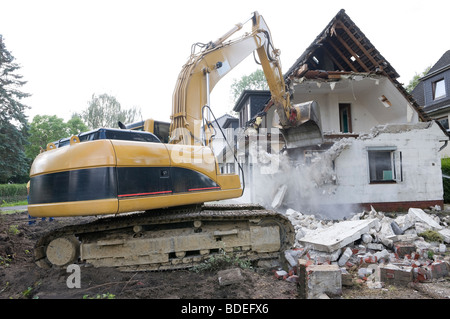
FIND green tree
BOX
[0,35,30,183]
[66,114,88,135]
[230,69,268,102]
[79,93,141,129]
[25,114,89,161]
[26,115,68,159]
[405,65,431,94]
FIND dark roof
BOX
[211,113,237,128]
[411,50,450,113]
[283,9,429,121]
[411,80,425,106]
[223,116,238,129]
[427,50,450,75]
[233,90,271,112]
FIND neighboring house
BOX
[411,50,450,157]
[220,9,448,215]
[208,113,238,157]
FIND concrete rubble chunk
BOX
[298,263,342,299]
[380,264,413,286]
[271,184,287,209]
[338,247,353,267]
[298,219,379,252]
[407,208,443,230]
[217,268,243,286]
[438,228,450,243]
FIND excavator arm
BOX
[170,11,321,148]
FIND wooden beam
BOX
[333,31,370,72]
[322,45,346,71]
[327,39,359,72]
[335,21,380,70]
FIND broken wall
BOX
[329,121,446,210]
[290,76,419,135]
[249,121,447,218]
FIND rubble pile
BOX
[278,206,450,298]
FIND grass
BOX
[0,199,28,215]
[1,200,27,207]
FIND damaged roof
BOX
[284,9,429,121]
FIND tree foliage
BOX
[0,35,30,183]
[79,93,141,129]
[405,65,431,94]
[230,69,268,102]
[25,114,87,159]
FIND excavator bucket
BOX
[280,101,323,149]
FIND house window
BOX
[339,103,352,133]
[433,79,446,100]
[367,147,402,183]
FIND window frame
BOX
[432,78,446,100]
[339,103,352,133]
[367,147,402,184]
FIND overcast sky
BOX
[1,0,449,124]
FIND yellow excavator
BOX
[29,12,321,271]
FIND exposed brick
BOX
[380,265,413,286]
[430,261,449,279]
[394,242,416,258]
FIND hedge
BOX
[442,158,450,203]
[0,183,28,204]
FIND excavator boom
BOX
[170,11,322,148]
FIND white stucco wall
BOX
[290,76,420,135]
[327,121,447,206]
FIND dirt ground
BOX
[1,209,449,302]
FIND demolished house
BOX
[218,9,449,216]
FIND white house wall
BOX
[290,76,419,135]
[322,121,446,209]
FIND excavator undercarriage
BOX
[35,204,295,271]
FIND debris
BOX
[438,228,450,243]
[337,247,353,267]
[297,263,342,299]
[394,242,416,258]
[271,185,288,209]
[278,205,450,293]
[408,208,442,231]
[380,264,413,286]
[217,268,243,286]
[298,219,379,252]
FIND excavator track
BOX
[34,204,295,271]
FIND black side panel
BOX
[117,167,172,197]
[171,167,219,193]
[29,167,117,204]
[29,166,220,204]
[117,167,219,198]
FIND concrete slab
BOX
[407,208,442,230]
[438,228,450,243]
[298,219,379,252]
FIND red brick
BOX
[380,265,413,286]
